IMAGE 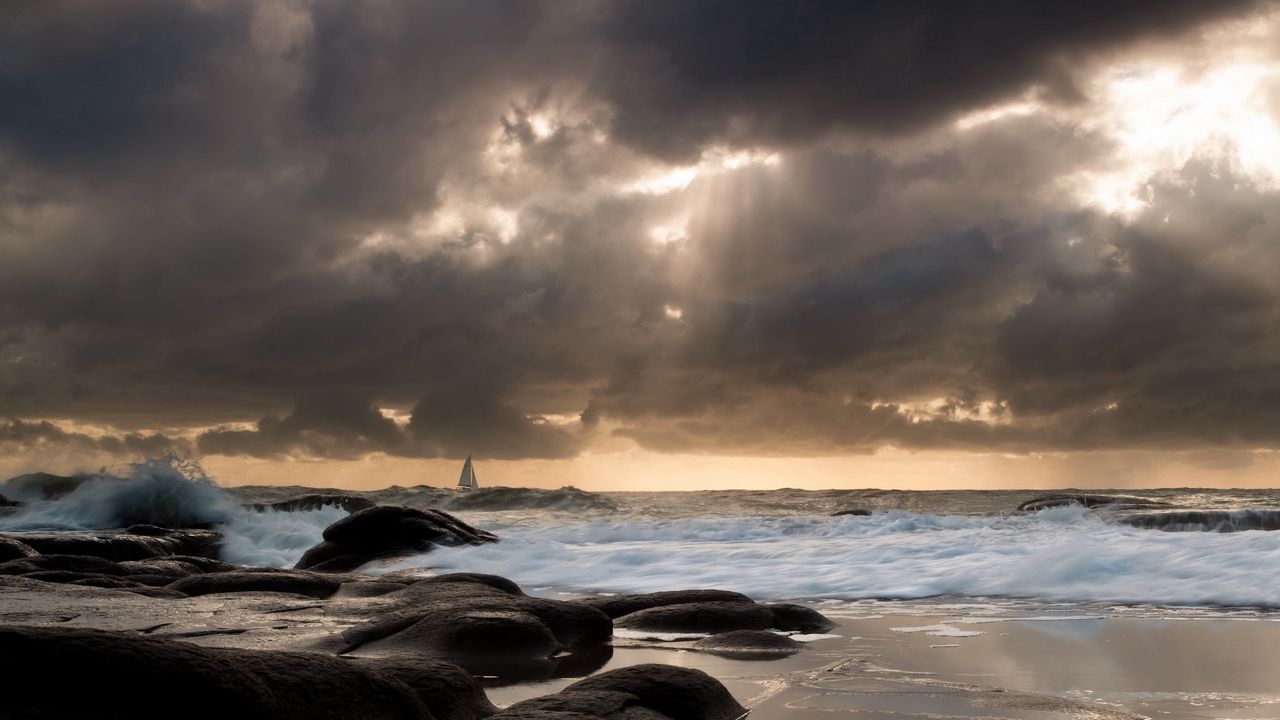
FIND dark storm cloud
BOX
[0,0,1276,462]
[594,0,1261,160]
[0,419,186,457]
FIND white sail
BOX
[457,453,477,490]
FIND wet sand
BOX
[491,602,1280,719]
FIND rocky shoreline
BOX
[0,501,829,718]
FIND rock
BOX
[490,664,747,720]
[1121,510,1280,532]
[349,657,497,720]
[832,508,871,516]
[21,570,139,587]
[765,603,835,632]
[295,505,499,572]
[167,569,343,599]
[340,576,612,677]
[0,536,38,562]
[1017,494,1168,512]
[0,494,21,507]
[1,471,86,500]
[125,523,175,536]
[0,625,434,719]
[580,589,753,619]
[249,493,376,514]
[0,554,126,576]
[4,529,222,561]
[693,630,802,659]
[69,576,151,590]
[117,556,236,585]
[615,601,775,634]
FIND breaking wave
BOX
[399,506,1280,606]
[0,458,235,530]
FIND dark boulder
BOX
[249,493,376,514]
[0,625,433,720]
[766,603,835,632]
[490,664,747,720]
[1,471,86,500]
[0,554,126,576]
[832,508,871,516]
[615,601,775,634]
[579,589,752,619]
[350,657,497,720]
[295,505,498,572]
[340,576,612,677]
[167,569,343,599]
[693,630,803,659]
[0,536,37,562]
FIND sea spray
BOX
[0,457,235,530]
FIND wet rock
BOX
[0,554,126,576]
[125,523,175,536]
[832,508,871,516]
[0,625,432,719]
[249,493,376,514]
[1017,493,1168,512]
[295,505,499,572]
[1121,510,1280,532]
[350,657,497,720]
[4,529,222,561]
[693,630,803,659]
[21,570,138,587]
[0,536,38,562]
[1,471,86,500]
[490,664,747,720]
[615,601,775,634]
[766,603,835,632]
[340,576,612,675]
[117,556,236,585]
[580,589,752,619]
[167,569,343,599]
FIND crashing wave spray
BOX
[0,456,236,530]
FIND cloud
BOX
[0,0,1277,466]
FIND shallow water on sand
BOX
[489,600,1280,719]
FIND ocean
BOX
[5,462,1280,609]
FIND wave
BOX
[1120,509,1280,532]
[0,458,235,531]
[384,507,1280,606]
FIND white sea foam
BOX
[382,507,1280,607]
[218,507,348,567]
[890,624,985,637]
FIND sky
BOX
[2,0,1280,490]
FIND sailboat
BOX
[457,453,478,491]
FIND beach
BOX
[4,468,1280,717]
